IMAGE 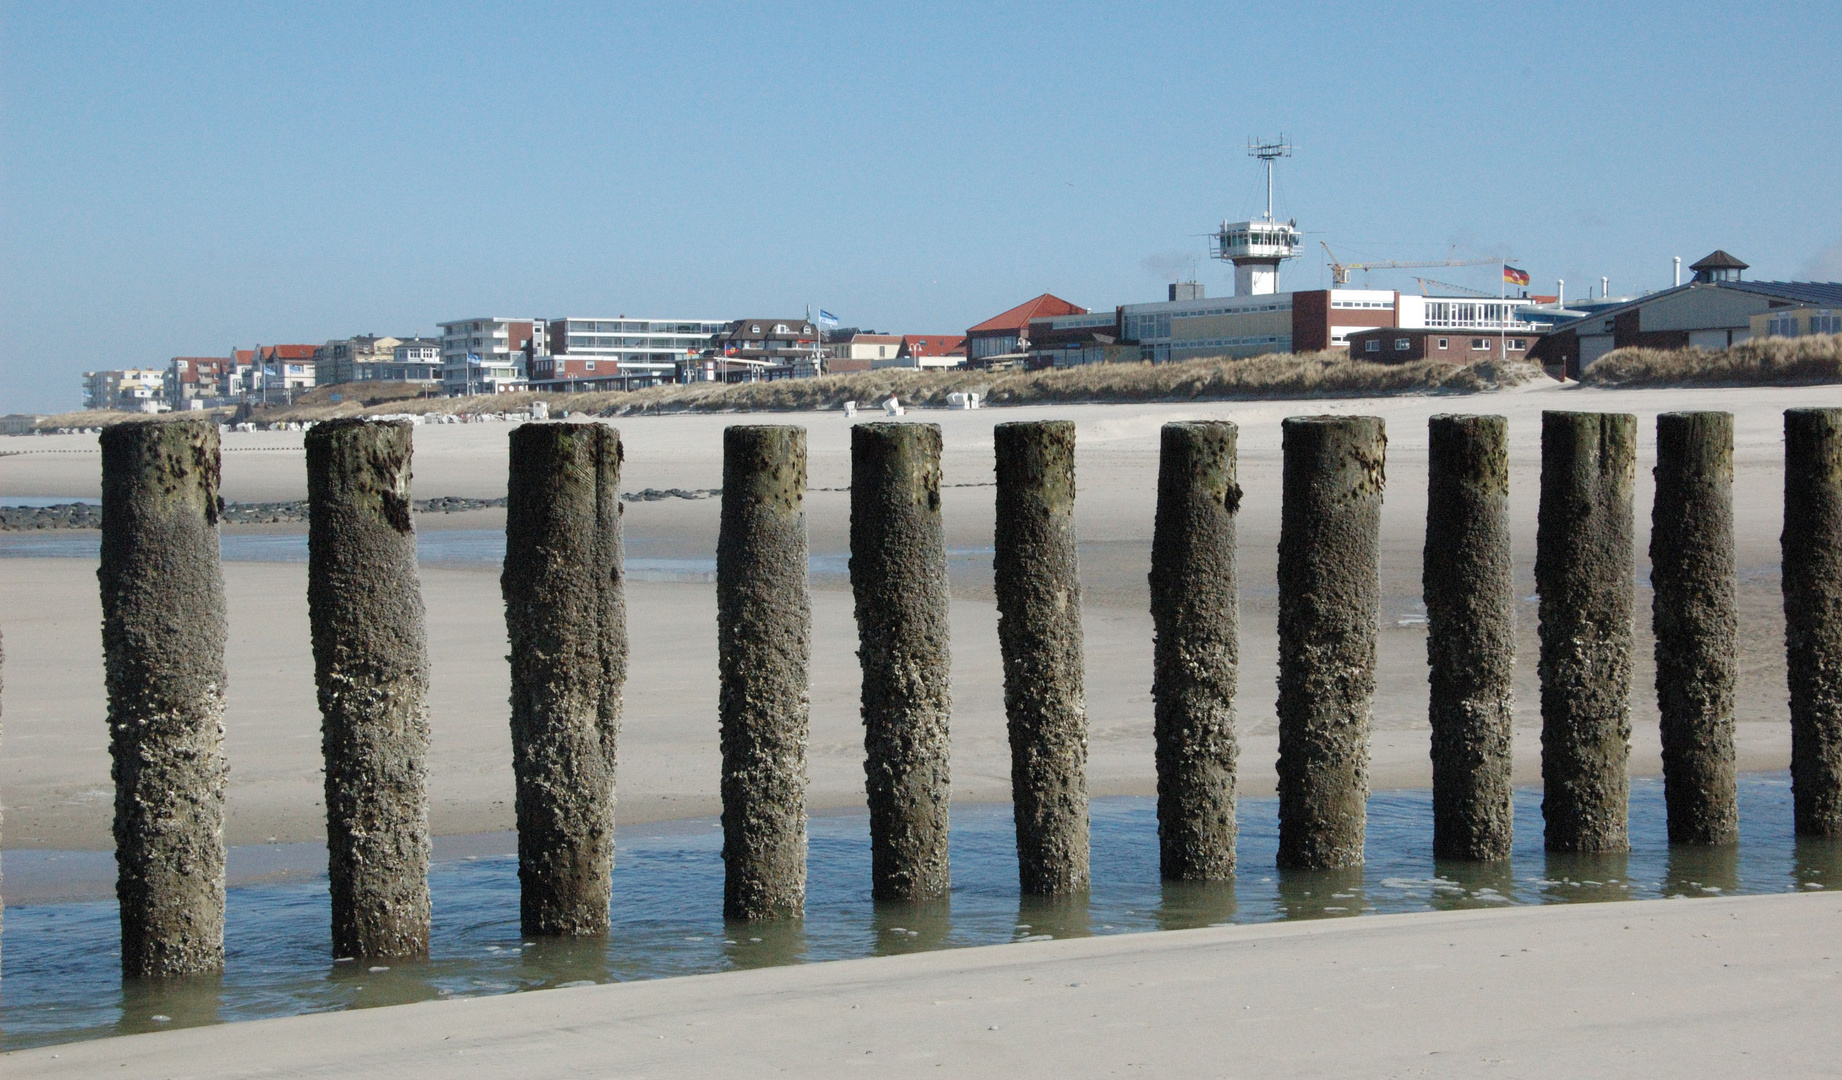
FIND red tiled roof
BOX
[233,349,254,364]
[967,294,1086,334]
[901,334,966,357]
[261,344,318,360]
[850,334,902,344]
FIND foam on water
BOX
[3,774,1836,1050]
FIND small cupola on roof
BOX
[1689,250,1749,284]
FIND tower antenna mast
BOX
[1212,134,1300,297]
[1250,135,1292,221]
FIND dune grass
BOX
[277,351,1532,422]
[1583,334,1842,388]
[15,352,1540,431]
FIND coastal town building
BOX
[966,294,1088,366]
[1345,326,1533,363]
[316,336,404,386]
[1752,304,1842,339]
[872,334,966,370]
[168,356,229,406]
[438,317,544,394]
[82,368,166,411]
[254,345,318,402]
[707,318,820,380]
[542,316,727,387]
[1529,251,1842,377]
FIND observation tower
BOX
[1213,136,1302,296]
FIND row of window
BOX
[567,335,710,350]
[1422,301,1531,329]
[1330,300,1393,309]
[1365,337,1528,353]
[1769,311,1840,336]
[565,321,725,334]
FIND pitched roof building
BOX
[966,294,1087,364]
[1530,251,1842,377]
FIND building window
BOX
[1364,340,1381,353]
[1472,338,1490,350]
[1509,339,1526,350]
[1394,338,1410,351]
[1812,311,1840,335]
[1437,338,1449,349]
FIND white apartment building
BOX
[546,317,728,383]
[82,368,166,411]
[438,317,545,394]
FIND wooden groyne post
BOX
[1149,420,1241,880]
[305,418,431,958]
[99,418,229,977]
[994,420,1090,895]
[1425,414,1515,861]
[1784,408,1842,835]
[1275,415,1384,870]
[1652,411,1738,845]
[1537,411,1636,853]
[504,422,627,934]
[718,425,811,919]
[849,422,952,902]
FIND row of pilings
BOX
[82,408,1842,979]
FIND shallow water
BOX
[3,774,1836,1051]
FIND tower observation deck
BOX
[1212,136,1301,297]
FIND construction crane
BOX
[1320,242,1501,286]
[1413,276,1495,297]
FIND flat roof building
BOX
[544,316,728,388]
[439,318,544,395]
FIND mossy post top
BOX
[1279,415,1386,494]
[304,418,416,533]
[722,425,807,514]
[1428,414,1509,493]
[99,417,222,524]
[1540,410,1638,459]
[1158,421,1241,504]
[993,420,1077,505]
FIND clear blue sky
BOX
[3,1,1838,412]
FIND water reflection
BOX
[1792,835,1842,891]
[1663,844,1740,897]
[1016,892,1091,940]
[519,934,613,988]
[323,956,445,1010]
[870,899,951,956]
[1429,858,1521,909]
[723,918,806,970]
[1275,866,1367,920]
[1155,879,1238,931]
[116,973,223,1038]
[1540,850,1634,904]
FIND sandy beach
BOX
[2,380,1835,853]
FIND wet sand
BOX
[1,381,1836,851]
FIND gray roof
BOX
[1545,279,1842,332]
[1723,281,1842,307]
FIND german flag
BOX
[1503,265,1531,286]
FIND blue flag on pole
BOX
[819,309,839,325]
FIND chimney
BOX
[1557,279,1564,307]
[1601,276,1609,299]
[1673,256,1682,287]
